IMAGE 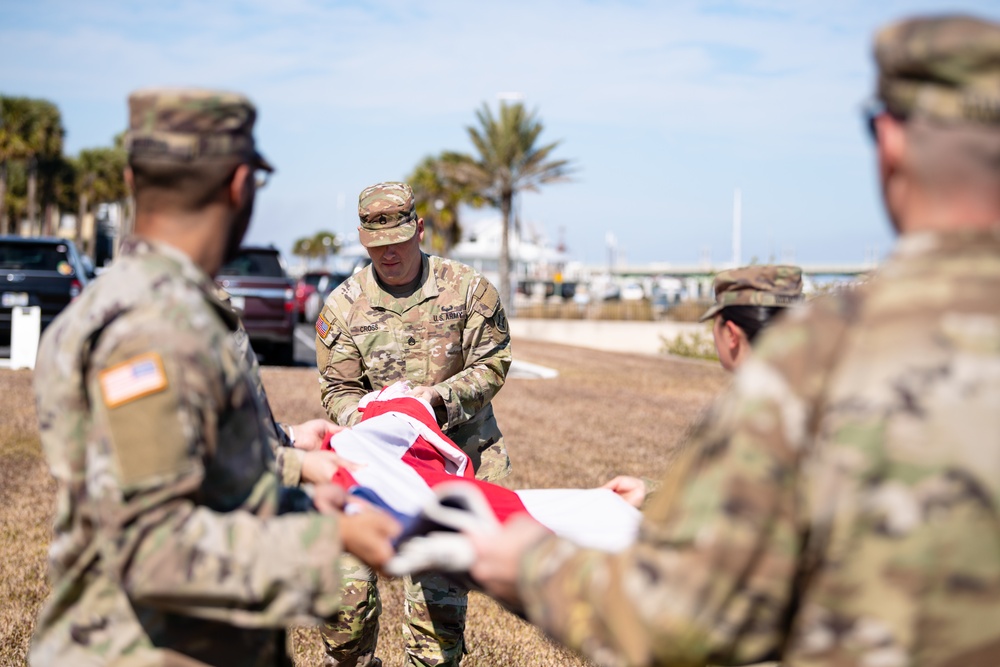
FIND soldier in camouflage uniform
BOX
[468,14,1000,667]
[699,265,803,372]
[30,88,400,667]
[316,182,511,666]
[604,266,804,509]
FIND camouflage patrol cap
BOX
[876,15,1000,124]
[699,265,803,322]
[125,88,273,171]
[357,181,418,248]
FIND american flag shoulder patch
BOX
[99,352,168,408]
[316,312,331,338]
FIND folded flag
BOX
[323,382,642,575]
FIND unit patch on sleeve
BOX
[494,308,508,334]
[99,352,168,408]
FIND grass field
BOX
[0,338,726,667]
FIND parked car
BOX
[303,271,351,324]
[0,236,93,347]
[620,282,646,301]
[294,270,332,323]
[216,245,296,365]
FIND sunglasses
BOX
[862,100,906,142]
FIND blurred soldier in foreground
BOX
[315,182,511,666]
[469,14,1000,666]
[31,88,399,666]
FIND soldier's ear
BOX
[876,115,909,232]
[725,320,745,352]
[229,164,253,209]
[877,115,907,175]
[416,218,425,243]
[123,167,135,195]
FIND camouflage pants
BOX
[321,555,382,667]
[322,555,468,667]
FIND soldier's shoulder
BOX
[98,257,224,342]
[39,265,220,384]
[432,256,482,285]
[39,256,167,353]
[763,287,860,346]
[748,287,865,396]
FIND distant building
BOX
[326,217,579,304]
[449,217,577,298]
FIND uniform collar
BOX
[121,236,240,330]
[364,253,438,313]
[894,226,1000,259]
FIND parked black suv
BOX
[0,236,93,346]
[216,245,297,365]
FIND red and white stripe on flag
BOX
[326,394,530,523]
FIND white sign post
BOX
[10,305,41,370]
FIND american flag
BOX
[325,385,641,553]
[316,314,331,337]
[99,353,167,408]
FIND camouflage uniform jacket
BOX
[31,238,343,667]
[519,229,1000,667]
[227,297,304,486]
[316,253,511,480]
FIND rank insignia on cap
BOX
[316,312,331,338]
[99,352,168,408]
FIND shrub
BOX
[660,330,719,361]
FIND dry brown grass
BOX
[0,339,726,667]
[0,370,53,667]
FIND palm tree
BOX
[2,160,28,231]
[22,99,65,235]
[74,144,127,254]
[0,97,33,235]
[312,230,340,267]
[292,236,316,267]
[449,101,573,309]
[408,152,484,256]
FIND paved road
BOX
[289,322,318,367]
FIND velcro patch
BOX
[471,279,500,318]
[316,312,332,338]
[99,352,168,408]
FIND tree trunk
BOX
[499,192,513,313]
[43,203,56,237]
[27,156,38,236]
[0,160,7,236]
[77,190,89,248]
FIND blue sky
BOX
[4,0,999,267]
